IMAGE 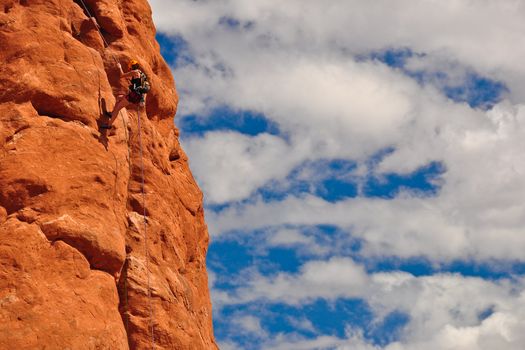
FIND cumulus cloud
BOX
[198,101,525,261]
[151,0,525,99]
[265,333,380,350]
[216,257,525,350]
[266,227,331,256]
[151,1,525,348]
[183,131,297,202]
[207,192,525,262]
[235,257,369,304]
[195,100,525,262]
[150,0,525,215]
[179,57,431,203]
[231,315,267,337]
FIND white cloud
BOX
[198,101,525,261]
[183,131,298,203]
[207,190,525,262]
[151,0,525,221]
[151,0,525,100]
[387,307,525,350]
[268,228,313,246]
[215,257,525,350]
[264,333,380,350]
[286,316,317,334]
[179,57,429,203]
[151,1,525,348]
[233,257,369,305]
[151,0,525,230]
[217,341,243,350]
[267,228,330,256]
[231,315,267,337]
[190,104,525,259]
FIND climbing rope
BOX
[77,0,119,65]
[74,1,155,348]
[122,109,131,340]
[137,106,155,349]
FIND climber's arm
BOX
[120,69,140,79]
[116,63,139,78]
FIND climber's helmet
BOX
[128,59,140,71]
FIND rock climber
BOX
[101,59,150,129]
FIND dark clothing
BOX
[127,90,142,103]
[129,74,143,93]
[127,70,147,104]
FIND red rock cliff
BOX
[0,0,217,349]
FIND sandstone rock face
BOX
[0,0,217,349]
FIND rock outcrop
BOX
[0,0,217,349]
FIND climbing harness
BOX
[131,72,151,95]
[128,72,150,104]
[75,0,155,348]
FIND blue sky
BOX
[151,1,525,349]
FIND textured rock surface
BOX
[0,0,217,349]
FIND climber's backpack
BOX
[131,71,150,95]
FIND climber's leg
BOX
[100,95,130,130]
